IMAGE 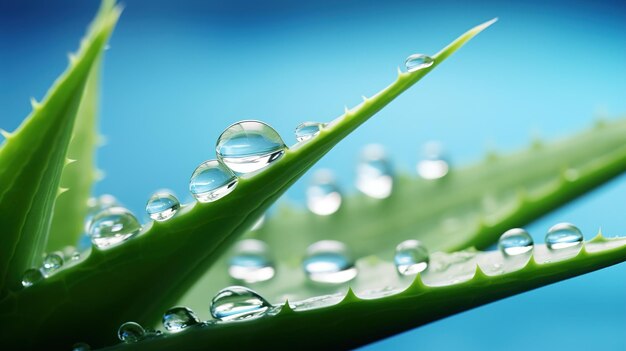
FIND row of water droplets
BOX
[21,52,437,289]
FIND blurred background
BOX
[1,0,625,350]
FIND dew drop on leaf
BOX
[21,268,44,287]
[216,120,287,174]
[162,306,201,333]
[356,144,394,199]
[417,141,449,180]
[189,160,238,203]
[546,222,583,250]
[89,207,141,249]
[404,53,434,72]
[498,228,534,256]
[394,240,429,275]
[295,121,326,142]
[42,252,64,275]
[146,191,180,221]
[117,322,145,343]
[210,286,273,321]
[306,170,342,216]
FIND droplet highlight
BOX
[72,342,90,351]
[146,192,180,221]
[117,322,145,343]
[295,122,326,142]
[162,306,201,333]
[306,170,342,216]
[228,239,275,283]
[189,160,238,203]
[85,194,118,232]
[303,240,357,284]
[404,54,434,72]
[210,286,272,321]
[499,228,534,256]
[417,141,449,180]
[216,120,287,174]
[394,240,429,275]
[546,222,583,250]
[356,144,394,199]
[21,268,44,287]
[89,207,142,249]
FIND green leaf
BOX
[0,18,496,349]
[0,1,119,293]
[105,236,626,350]
[47,57,102,252]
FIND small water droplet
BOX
[394,240,429,275]
[146,192,180,221]
[303,240,357,284]
[21,268,44,287]
[228,239,275,283]
[498,228,534,256]
[117,322,145,343]
[417,141,449,180]
[210,286,272,321]
[71,342,90,351]
[546,222,583,250]
[162,306,201,333]
[89,207,141,249]
[404,54,434,72]
[42,252,64,275]
[71,252,81,261]
[295,122,326,142]
[189,160,238,203]
[216,120,287,174]
[306,170,342,216]
[356,144,394,199]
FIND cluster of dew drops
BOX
[21,53,585,350]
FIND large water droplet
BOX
[499,228,534,256]
[162,306,201,333]
[356,144,394,199]
[303,240,357,284]
[146,192,180,221]
[210,286,273,321]
[417,141,449,180]
[21,268,44,287]
[404,54,434,72]
[216,120,287,174]
[295,122,326,142]
[228,239,275,283]
[394,240,429,275]
[546,223,583,250]
[117,322,145,343]
[42,252,64,275]
[189,160,238,203]
[89,207,141,249]
[306,170,342,216]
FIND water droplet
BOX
[89,207,141,249]
[356,144,394,199]
[146,192,180,221]
[216,120,287,174]
[228,239,275,283]
[189,160,238,203]
[498,228,534,256]
[303,240,357,284]
[117,322,145,343]
[210,286,272,321]
[42,252,64,275]
[404,54,434,72]
[295,122,326,142]
[162,306,201,333]
[306,170,342,216]
[546,222,583,250]
[72,342,90,351]
[394,240,429,275]
[417,141,449,180]
[22,268,44,287]
[71,252,81,261]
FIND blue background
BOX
[1,0,625,350]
